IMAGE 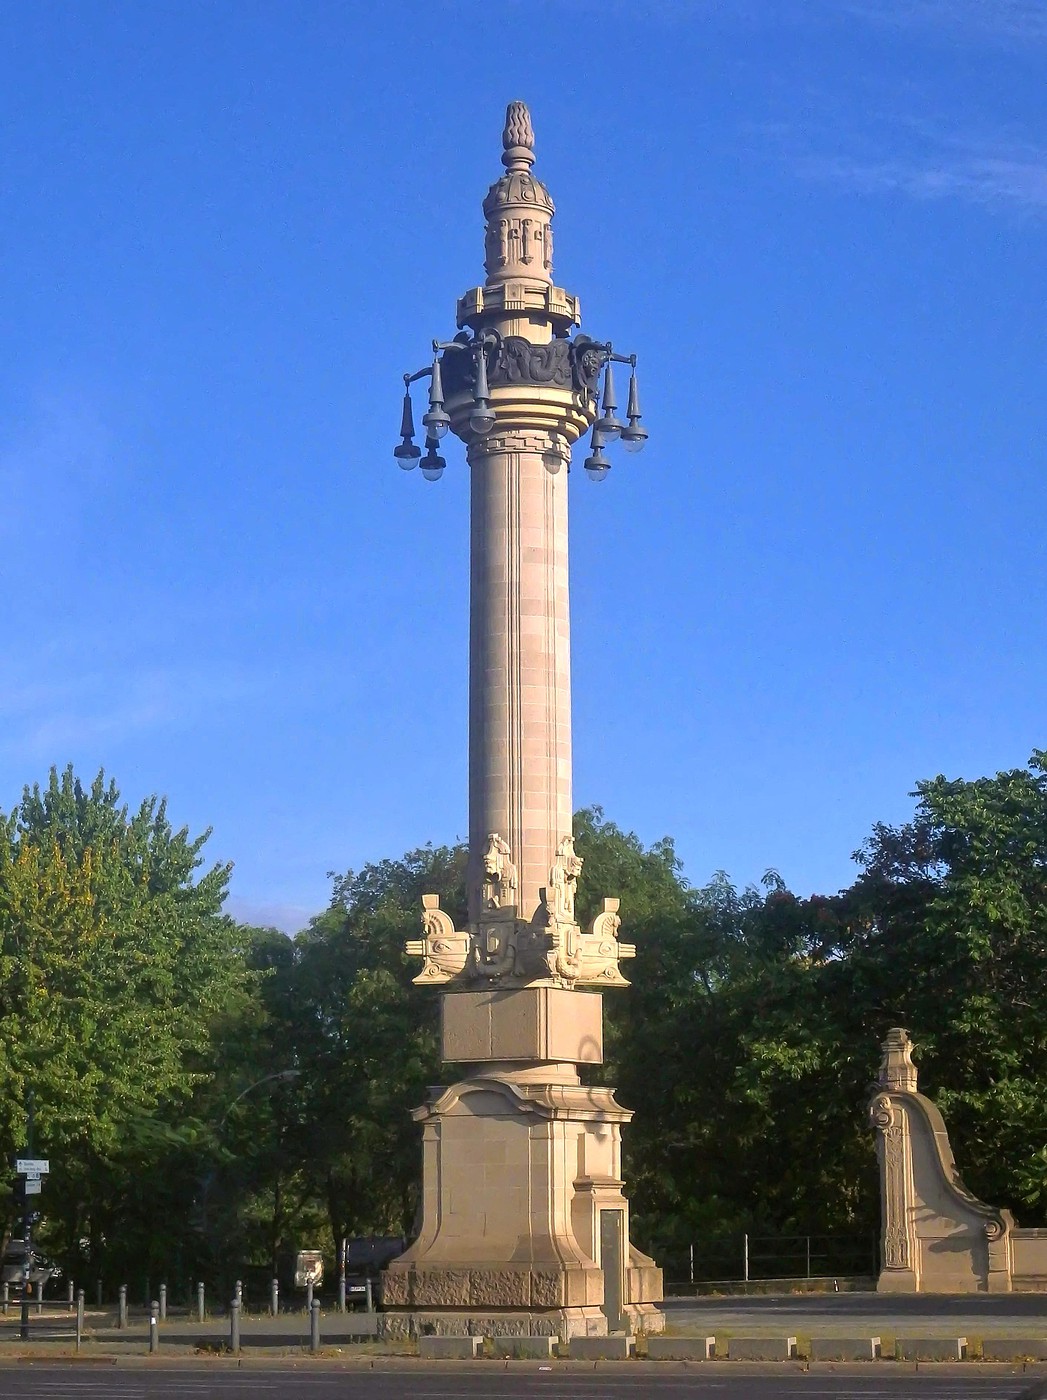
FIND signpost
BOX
[12,1097,48,1340]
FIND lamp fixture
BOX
[393,378,421,470]
[421,436,446,482]
[594,362,624,442]
[421,356,450,441]
[620,358,648,454]
[394,338,647,480]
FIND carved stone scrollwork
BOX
[569,335,604,397]
[869,1093,912,1270]
[471,917,517,979]
[493,337,572,389]
[438,333,603,401]
[877,1027,919,1093]
[482,172,554,219]
[532,887,636,989]
[575,898,636,986]
[405,865,637,990]
[406,894,471,985]
[869,1092,895,1134]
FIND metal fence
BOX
[660,1233,878,1287]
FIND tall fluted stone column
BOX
[468,429,572,928]
[381,102,663,1342]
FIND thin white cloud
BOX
[797,138,1047,211]
[224,896,315,934]
[0,666,265,761]
[839,0,1047,43]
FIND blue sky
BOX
[3,0,1045,930]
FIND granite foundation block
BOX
[980,1338,1047,1361]
[896,1337,967,1361]
[809,1337,882,1361]
[418,1335,483,1359]
[568,1335,634,1359]
[727,1336,798,1361]
[338,1314,380,1337]
[489,1335,557,1359]
[646,1336,715,1360]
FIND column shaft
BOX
[468,432,572,924]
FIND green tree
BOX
[838,750,1047,1217]
[242,843,465,1270]
[0,766,243,1283]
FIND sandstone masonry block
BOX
[419,1336,483,1359]
[646,1336,715,1360]
[980,1338,1047,1361]
[380,1272,409,1307]
[414,1270,471,1308]
[530,1269,564,1307]
[896,1337,967,1361]
[809,1337,881,1361]
[727,1337,798,1361]
[568,1335,634,1359]
[490,1335,557,1358]
[469,1269,530,1308]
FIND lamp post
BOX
[18,1092,36,1342]
[217,1070,301,1127]
[382,102,663,1341]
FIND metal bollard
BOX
[149,1300,159,1354]
[229,1297,240,1355]
[159,1283,167,1321]
[309,1298,320,1354]
[365,1277,374,1313]
[338,1276,346,1313]
[118,1283,128,1329]
[76,1289,84,1351]
[305,1279,313,1314]
[270,1278,278,1317]
[67,1278,75,1312]
[3,1281,8,1315]
[197,1280,205,1323]
[96,1279,102,1308]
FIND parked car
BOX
[1,1239,60,1293]
[342,1236,405,1306]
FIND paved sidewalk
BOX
[665,1291,1047,1337]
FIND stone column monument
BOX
[381,103,663,1340]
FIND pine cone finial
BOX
[501,101,535,170]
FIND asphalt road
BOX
[0,1367,1043,1400]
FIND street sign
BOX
[15,1160,49,1175]
[24,1181,41,1195]
[294,1250,324,1288]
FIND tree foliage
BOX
[4,755,1047,1293]
[0,767,242,1280]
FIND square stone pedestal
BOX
[380,1065,663,1340]
[441,987,603,1063]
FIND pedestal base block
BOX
[442,988,603,1064]
[381,1065,663,1340]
